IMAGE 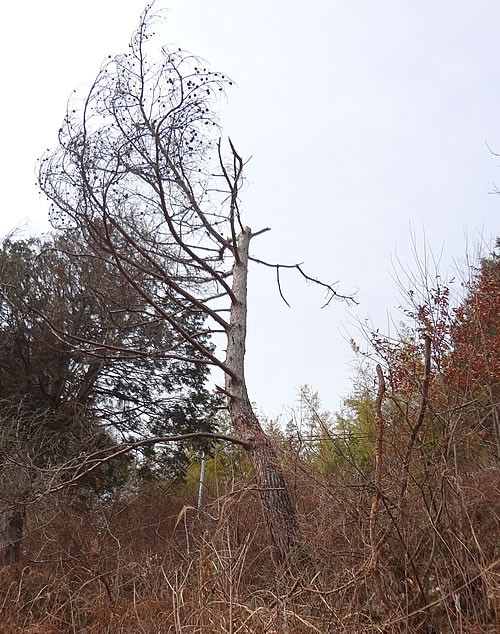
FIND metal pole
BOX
[197,451,206,509]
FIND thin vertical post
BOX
[197,452,206,509]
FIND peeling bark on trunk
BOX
[1,503,25,566]
[225,228,299,561]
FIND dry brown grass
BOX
[1,444,499,633]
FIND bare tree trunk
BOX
[225,228,299,561]
[229,397,300,561]
[1,502,25,566]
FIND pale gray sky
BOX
[1,1,498,416]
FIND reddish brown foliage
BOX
[446,257,500,397]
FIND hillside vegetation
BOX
[0,240,498,633]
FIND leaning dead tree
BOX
[39,6,351,561]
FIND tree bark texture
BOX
[1,503,25,566]
[225,228,299,561]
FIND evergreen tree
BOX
[0,234,218,563]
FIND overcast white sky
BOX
[1,1,498,417]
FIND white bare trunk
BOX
[225,228,299,561]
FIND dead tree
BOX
[39,5,351,562]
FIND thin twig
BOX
[248,256,356,306]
